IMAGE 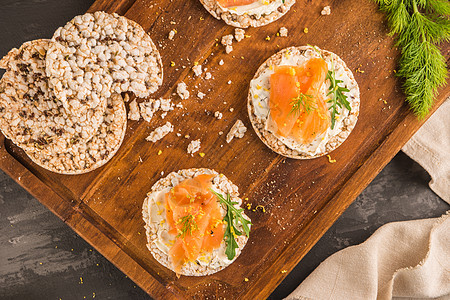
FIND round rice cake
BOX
[200,0,295,28]
[247,45,360,159]
[142,168,250,276]
[46,11,163,113]
[0,39,105,155]
[25,93,127,175]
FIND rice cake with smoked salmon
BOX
[248,45,360,159]
[142,168,251,276]
[200,0,295,28]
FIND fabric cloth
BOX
[286,100,450,300]
[285,213,450,300]
[402,98,450,204]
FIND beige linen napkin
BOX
[286,101,450,299]
[402,98,450,204]
[285,213,450,300]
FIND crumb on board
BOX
[192,64,202,76]
[219,59,224,66]
[221,34,233,54]
[197,92,206,99]
[176,82,189,99]
[214,111,223,120]
[226,119,247,143]
[303,27,309,33]
[139,98,173,122]
[168,29,177,40]
[205,72,212,80]
[234,28,245,42]
[321,5,331,15]
[227,80,232,85]
[145,122,173,143]
[128,99,140,121]
[279,27,288,37]
[187,139,201,154]
[199,152,205,157]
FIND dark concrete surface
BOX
[0,1,448,299]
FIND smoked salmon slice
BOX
[165,175,225,274]
[217,0,259,8]
[269,58,331,144]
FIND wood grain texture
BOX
[0,0,448,299]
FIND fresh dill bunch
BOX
[374,0,450,118]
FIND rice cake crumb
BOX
[225,45,233,54]
[226,120,247,143]
[187,139,201,154]
[139,99,160,122]
[197,92,206,99]
[221,34,233,46]
[221,34,233,53]
[168,29,177,40]
[214,111,223,120]
[128,100,141,121]
[279,27,288,37]
[145,122,173,142]
[205,72,212,80]
[177,82,190,99]
[321,6,331,15]
[219,59,224,66]
[139,98,173,122]
[192,64,202,76]
[235,28,245,42]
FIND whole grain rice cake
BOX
[200,0,295,28]
[142,168,250,276]
[25,93,127,174]
[247,45,360,159]
[0,39,105,155]
[46,11,163,112]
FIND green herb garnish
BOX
[210,189,252,260]
[290,93,316,115]
[309,44,352,129]
[374,0,449,118]
[326,61,351,129]
[176,214,198,238]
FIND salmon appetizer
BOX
[248,45,360,159]
[142,168,251,276]
[199,0,295,28]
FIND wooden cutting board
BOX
[1,0,448,298]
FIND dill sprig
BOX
[210,189,251,260]
[176,214,198,238]
[374,0,450,118]
[290,93,316,115]
[326,61,351,129]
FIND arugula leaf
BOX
[210,189,252,260]
[325,60,351,130]
[308,44,351,129]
